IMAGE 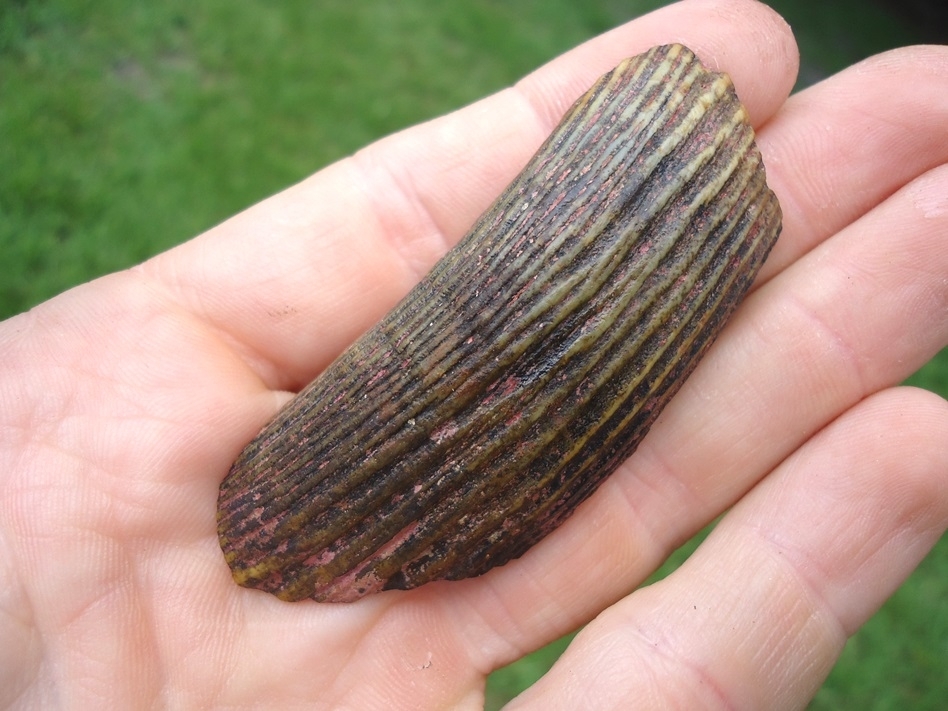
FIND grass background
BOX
[1,0,944,707]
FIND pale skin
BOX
[2,0,947,708]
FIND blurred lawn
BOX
[1,1,944,708]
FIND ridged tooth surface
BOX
[217,43,782,602]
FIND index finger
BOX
[140,0,798,391]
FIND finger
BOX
[141,0,797,390]
[451,160,948,661]
[756,44,948,280]
[505,387,948,710]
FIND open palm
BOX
[2,1,947,708]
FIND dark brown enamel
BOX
[217,44,782,602]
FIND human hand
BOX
[2,0,946,708]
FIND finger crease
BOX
[348,147,453,285]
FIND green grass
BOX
[2,1,944,708]
[765,0,919,87]
[0,0,661,317]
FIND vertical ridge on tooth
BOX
[217,43,782,602]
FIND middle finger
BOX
[456,51,948,655]
[757,44,948,280]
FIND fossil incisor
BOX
[217,44,782,602]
